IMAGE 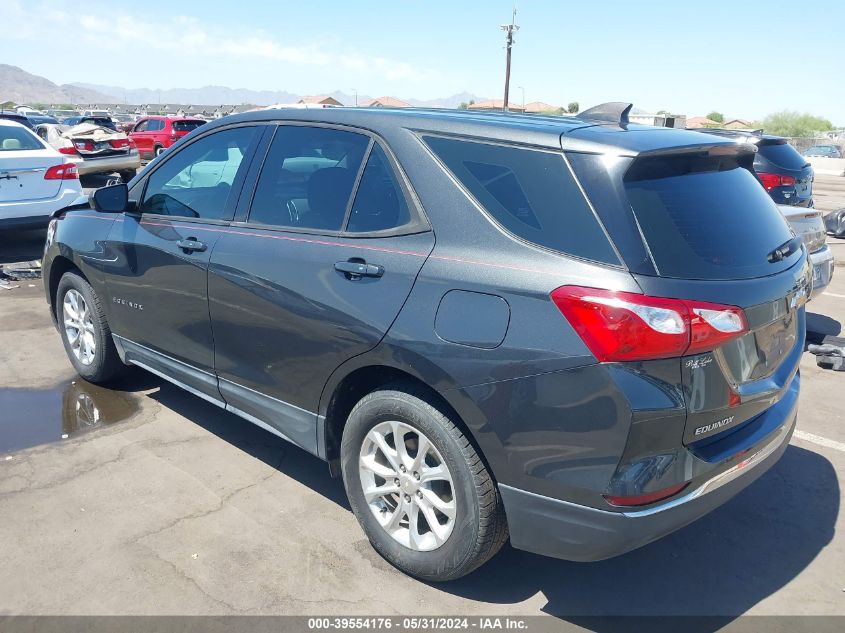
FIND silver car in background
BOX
[35,123,141,182]
[779,205,834,298]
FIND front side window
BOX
[424,136,620,264]
[139,126,257,220]
[248,125,369,231]
[134,120,148,132]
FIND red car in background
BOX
[128,116,206,160]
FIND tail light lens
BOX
[58,146,79,156]
[128,137,137,149]
[604,482,689,507]
[44,163,79,180]
[758,172,796,191]
[551,286,748,362]
[74,140,94,152]
[109,138,129,149]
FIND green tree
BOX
[760,110,834,137]
[458,99,475,110]
[706,111,724,123]
[567,101,579,114]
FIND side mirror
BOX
[91,183,128,213]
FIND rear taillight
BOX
[758,172,796,191]
[44,163,78,180]
[128,137,137,149]
[109,138,129,149]
[604,482,689,507]
[550,286,748,362]
[74,140,94,152]
[58,146,79,156]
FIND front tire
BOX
[341,385,507,581]
[154,145,165,157]
[57,272,125,384]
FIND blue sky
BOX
[4,0,843,123]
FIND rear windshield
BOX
[173,120,205,132]
[757,141,808,170]
[424,136,620,265]
[85,118,114,128]
[0,126,43,151]
[624,154,800,280]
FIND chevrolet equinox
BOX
[43,103,809,581]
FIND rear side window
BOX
[757,142,808,170]
[0,126,43,151]
[173,120,205,132]
[248,125,369,231]
[424,136,619,265]
[624,154,799,280]
[347,144,411,232]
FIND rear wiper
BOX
[767,236,802,263]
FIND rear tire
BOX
[56,272,125,384]
[341,384,508,581]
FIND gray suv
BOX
[43,104,809,581]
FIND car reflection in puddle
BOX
[0,380,139,455]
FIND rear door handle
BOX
[334,260,384,279]
[176,238,207,253]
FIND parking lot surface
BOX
[1,222,844,620]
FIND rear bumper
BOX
[809,245,834,299]
[501,406,796,562]
[71,150,141,176]
[0,186,81,228]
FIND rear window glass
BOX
[757,142,808,170]
[0,126,43,151]
[424,136,620,265]
[173,120,205,132]
[624,154,799,280]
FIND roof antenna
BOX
[578,102,633,127]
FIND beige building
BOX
[364,96,411,108]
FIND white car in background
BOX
[0,120,84,231]
[778,205,834,299]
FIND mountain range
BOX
[0,65,113,105]
[0,64,485,108]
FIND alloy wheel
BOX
[63,289,96,366]
[359,421,456,551]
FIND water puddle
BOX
[0,379,140,454]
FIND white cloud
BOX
[2,0,437,87]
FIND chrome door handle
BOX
[334,260,384,279]
[176,238,207,253]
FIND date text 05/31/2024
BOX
[307,617,528,630]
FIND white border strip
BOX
[793,430,845,453]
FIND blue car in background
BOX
[693,128,815,207]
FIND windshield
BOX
[0,126,44,151]
[624,153,800,280]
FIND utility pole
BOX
[500,7,519,112]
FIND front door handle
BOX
[334,260,384,279]
[176,238,207,253]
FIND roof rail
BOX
[577,102,633,126]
